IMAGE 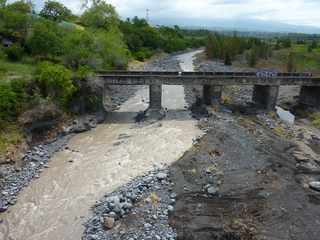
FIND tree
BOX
[40,1,72,22]
[0,1,31,42]
[35,62,76,107]
[282,38,292,48]
[62,30,96,68]
[81,1,119,30]
[26,20,62,57]
[95,29,129,69]
[205,34,221,59]
[4,43,24,61]
[224,51,232,66]
[246,48,258,67]
[287,52,296,72]
[0,0,6,8]
[6,0,31,13]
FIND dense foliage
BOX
[120,18,205,60]
[40,1,73,22]
[0,0,206,125]
[35,62,76,107]
[205,32,273,67]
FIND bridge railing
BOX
[96,70,313,78]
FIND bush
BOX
[310,112,320,128]
[26,20,63,58]
[0,5,31,42]
[0,82,18,119]
[62,30,96,68]
[0,47,5,59]
[246,49,258,67]
[224,52,232,66]
[5,44,24,61]
[0,78,29,119]
[35,62,76,107]
[95,29,129,69]
[134,48,153,61]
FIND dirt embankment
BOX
[170,111,320,240]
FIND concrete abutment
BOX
[299,86,320,108]
[253,85,279,110]
[203,85,223,105]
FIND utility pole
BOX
[146,8,150,23]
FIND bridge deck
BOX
[98,71,320,86]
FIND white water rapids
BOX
[0,50,203,240]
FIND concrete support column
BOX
[299,86,320,108]
[203,85,223,105]
[149,84,162,110]
[253,85,279,110]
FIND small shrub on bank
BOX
[0,122,24,157]
[310,112,320,128]
[0,78,29,120]
[35,62,76,107]
[4,43,24,61]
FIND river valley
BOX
[1,50,320,240]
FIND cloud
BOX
[7,0,320,28]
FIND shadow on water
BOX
[105,109,196,124]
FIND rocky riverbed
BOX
[2,51,320,240]
[83,53,320,240]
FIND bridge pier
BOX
[149,84,162,110]
[299,86,320,108]
[203,85,222,105]
[253,85,279,110]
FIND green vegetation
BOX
[35,62,76,107]
[0,0,206,156]
[205,33,320,72]
[120,18,205,61]
[40,0,74,22]
[0,122,24,156]
[205,32,272,66]
[310,112,320,128]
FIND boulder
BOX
[309,181,320,192]
[103,217,115,230]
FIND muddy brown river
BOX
[0,51,203,240]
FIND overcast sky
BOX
[9,0,320,28]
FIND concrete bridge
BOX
[98,71,320,111]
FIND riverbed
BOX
[0,51,203,240]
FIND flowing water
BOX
[1,51,203,240]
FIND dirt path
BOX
[0,51,203,240]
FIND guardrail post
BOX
[299,86,320,108]
[149,84,162,110]
[203,85,222,105]
[253,85,279,110]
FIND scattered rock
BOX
[103,217,115,230]
[207,186,218,195]
[156,172,167,180]
[309,181,320,192]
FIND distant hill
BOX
[151,18,320,34]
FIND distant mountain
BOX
[151,18,320,34]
